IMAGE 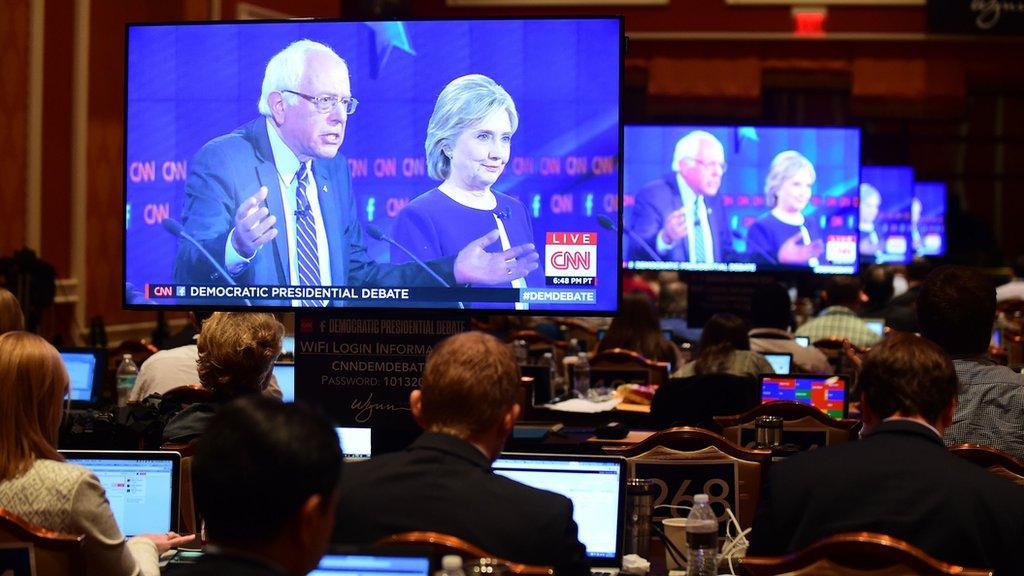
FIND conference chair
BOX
[950,443,1024,487]
[0,508,84,576]
[376,531,553,575]
[714,400,860,451]
[589,348,671,388]
[649,373,760,430]
[602,427,770,530]
[739,531,992,576]
[812,338,865,379]
[160,440,199,539]
[507,330,568,364]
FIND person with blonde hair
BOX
[0,332,190,575]
[0,287,24,334]
[746,150,825,267]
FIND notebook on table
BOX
[59,450,180,536]
[492,453,626,572]
[760,374,848,419]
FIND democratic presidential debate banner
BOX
[912,181,947,257]
[623,125,861,275]
[124,18,622,313]
[860,166,915,265]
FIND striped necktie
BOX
[692,196,707,263]
[294,163,323,307]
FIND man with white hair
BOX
[628,130,733,264]
[174,40,537,305]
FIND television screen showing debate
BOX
[623,125,861,275]
[911,181,947,257]
[859,166,915,264]
[124,18,623,312]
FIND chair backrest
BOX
[650,374,761,430]
[0,508,84,576]
[160,441,200,544]
[812,338,864,379]
[589,348,670,388]
[739,531,993,576]
[949,443,1024,487]
[160,384,216,406]
[602,427,770,530]
[714,400,860,450]
[507,330,567,364]
[375,531,553,575]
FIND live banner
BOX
[294,313,469,453]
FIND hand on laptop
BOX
[139,531,194,554]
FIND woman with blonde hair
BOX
[0,332,190,576]
[745,150,825,267]
[0,287,24,334]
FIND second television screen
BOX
[623,125,860,275]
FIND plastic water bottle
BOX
[513,339,529,365]
[574,352,591,398]
[115,354,138,407]
[544,352,563,399]
[686,494,719,576]
[436,555,465,576]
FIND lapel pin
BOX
[322,185,328,193]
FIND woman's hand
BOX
[777,232,824,265]
[138,531,195,554]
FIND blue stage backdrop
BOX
[860,166,914,264]
[623,125,861,274]
[912,181,947,257]
[125,19,621,312]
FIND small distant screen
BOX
[336,427,372,459]
[993,329,1003,349]
[794,336,810,348]
[312,554,430,576]
[281,335,295,355]
[761,375,846,419]
[63,458,174,536]
[863,319,885,337]
[274,363,295,403]
[763,353,792,374]
[912,181,947,256]
[860,166,914,264]
[60,351,98,402]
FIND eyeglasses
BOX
[282,90,359,115]
[686,158,728,173]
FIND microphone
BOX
[365,226,464,309]
[494,207,511,220]
[162,218,252,306]
[597,215,663,262]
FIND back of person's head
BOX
[197,312,284,400]
[695,314,750,375]
[823,276,863,308]
[0,288,25,335]
[0,332,67,479]
[917,266,995,357]
[905,257,932,284]
[601,292,668,360]
[192,396,341,564]
[750,283,795,331]
[859,333,957,425]
[1013,255,1024,279]
[861,265,894,306]
[419,331,519,439]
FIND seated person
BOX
[747,282,831,374]
[674,313,773,378]
[748,334,1024,574]
[796,276,881,349]
[176,396,342,576]
[0,331,190,576]
[0,286,24,335]
[162,312,283,443]
[597,292,685,370]
[333,331,589,576]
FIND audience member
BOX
[886,257,931,332]
[747,283,831,374]
[858,265,894,319]
[996,255,1024,302]
[917,266,1024,458]
[162,312,283,443]
[0,287,24,335]
[796,276,881,348]
[178,396,342,576]
[748,334,1024,574]
[675,313,773,378]
[130,311,282,403]
[0,332,190,576]
[333,331,589,575]
[598,292,684,369]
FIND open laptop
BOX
[794,336,810,348]
[275,363,295,402]
[60,450,180,536]
[336,426,372,460]
[862,318,885,337]
[760,374,848,419]
[492,453,626,572]
[763,352,792,375]
[59,347,106,406]
[312,549,431,576]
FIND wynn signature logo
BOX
[972,0,1024,29]
[351,392,411,423]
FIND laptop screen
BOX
[863,318,885,337]
[492,454,624,563]
[336,427,372,460]
[312,553,431,576]
[61,451,178,536]
[60,349,102,403]
[763,353,792,375]
[794,336,810,347]
[275,363,295,402]
[761,375,847,419]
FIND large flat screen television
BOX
[124,18,623,313]
[912,181,947,257]
[623,125,860,275]
[859,165,915,264]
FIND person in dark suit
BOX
[176,396,342,576]
[173,40,537,306]
[747,333,1024,575]
[332,331,589,576]
[627,130,732,264]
